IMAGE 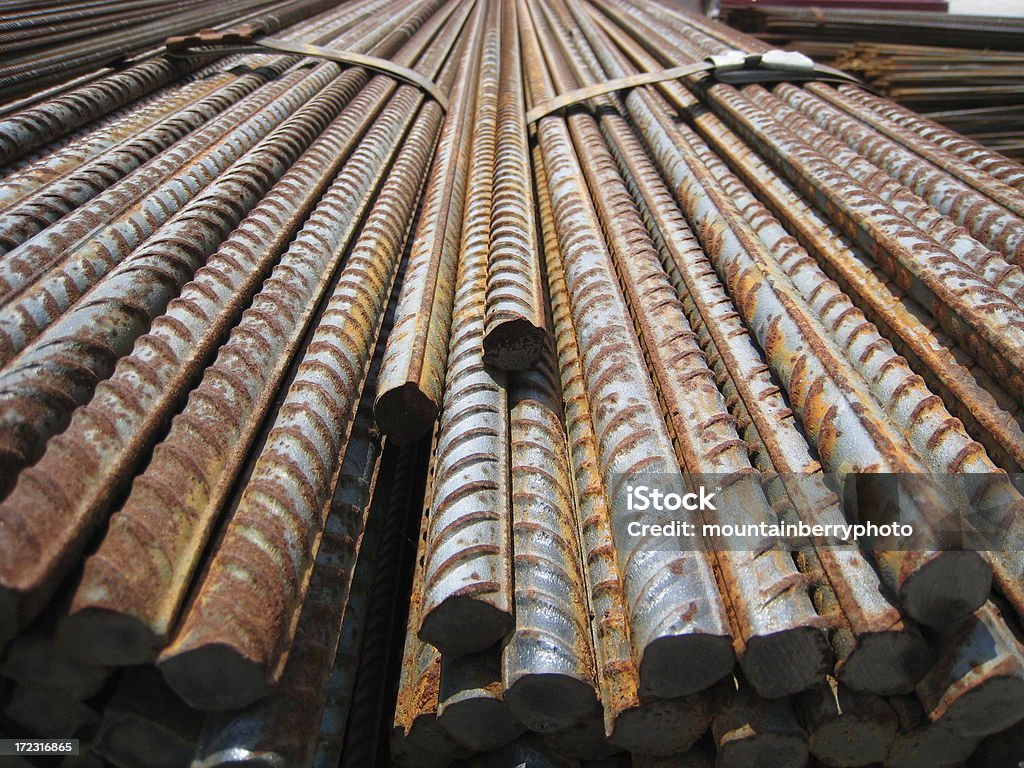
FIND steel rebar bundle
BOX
[0,1,1022,766]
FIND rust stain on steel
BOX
[503,339,599,732]
[0,69,267,259]
[804,81,1024,251]
[0,65,237,215]
[583,4,992,631]
[155,71,445,712]
[0,58,201,166]
[535,142,642,744]
[0,59,300,312]
[701,83,1024,402]
[667,85,1024,474]
[392,446,473,768]
[541,0,827,699]
[834,84,1024,191]
[581,35,929,693]
[191,370,386,768]
[481,0,546,371]
[50,1,462,666]
[56,77,423,666]
[0,79,394,650]
[374,2,486,446]
[521,0,733,702]
[0,0,459,497]
[417,1,515,660]
[602,0,1024,403]
[749,85,1024,312]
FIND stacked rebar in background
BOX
[723,4,1024,159]
[0,0,1022,766]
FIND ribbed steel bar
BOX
[391,451,473,768]
[0,0,311,102]
[600,84,931,694]
[417,1,514,658]
[0,60,242,212]
[48,77,419,663]
[835,84,1024,190]
[0,1,448,487]
[503,342,599,731]
[0,1,461,650]
[590,0,1024,622]
[583,0,993,630]
[481,0,546,371]
[609,7,1024,406]
[537,143,710,755]
[0,0,355,164]
[607,106,933,693]
[190,376,386,768]
[743,85,1024,310]
[0,0,397,252]
[637,66,1024,474]
[539,0,828,699]
[520,0,733,701]
[374,0,483,445]
[774,84,1024,264]
[0,54,300,312]
[155,26,453,709]
[0,1,418,334]
[803,82,1024,220]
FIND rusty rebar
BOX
[1,0,460,653]
[155,65,449,710]
[537,141,711,756]
[582,0,993,631]
[481,0,546,371]
[503,341,599,731]
[521,0,733,701]
[540,0,828,699]
[373,0,484,446]
[417,1,514,658]
[190,379,387,767]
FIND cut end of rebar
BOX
[637,633,734,698]
[939,675,1024,738]
[504,673,599,733]
[436,697,524,752]
[157,642,269,712]
[482,319,547,371]
[718,729,808,768]
[743,626,832,698]
[900,551,992,628]
[837,630,933,695]
[808,714,897,767]
[60,607,161,667]
[610,695,711,755]
[418,597,514,657]
[374,383,439,445]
